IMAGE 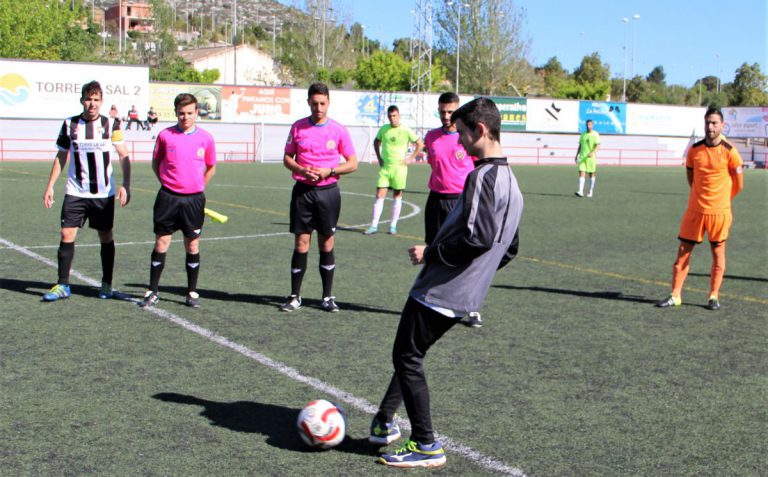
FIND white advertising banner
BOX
[722,107,768,138]
[0,59,149,120]
[626,103,705,137]
[526,98,580,133]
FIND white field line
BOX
[0,236,528,477]
[0,191,422,251]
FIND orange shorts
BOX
[678,210,732,243]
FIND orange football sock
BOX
[709,241,726,299]
[671,241,695,298]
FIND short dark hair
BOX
[308,82,330,98]
[438,92,460,104]
[174,93,197,112]
[387,105,399,114]
[451,97,501,142]
[585,119,594,124]
[81,81,102,99]
[705,107,724,121]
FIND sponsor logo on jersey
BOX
[74,139,110,152]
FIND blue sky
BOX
[279,0,767,87]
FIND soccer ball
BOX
[296,399,346,449]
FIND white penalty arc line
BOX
[0,236,528,477]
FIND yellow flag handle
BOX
[204,208,228,224]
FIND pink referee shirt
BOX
[424,127,476,194]
[153,126,216,194]
[285,117,356,186]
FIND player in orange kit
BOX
[656,107,744,311]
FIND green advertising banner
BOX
[488,96,527,131]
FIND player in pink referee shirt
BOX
[280,82,358,313]
[140,93,217,309]
[423,93,477,245]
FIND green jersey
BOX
[578,130,600,161]
[375,124,419,166]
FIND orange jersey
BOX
[685,139,743,214]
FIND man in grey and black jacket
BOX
[371,97,523,469]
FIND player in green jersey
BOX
[364,105,423,235]
[575,119,600,197]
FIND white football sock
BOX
[589,176,596,194]
[391,197,402,227]
[578,176,585,194]
[371,198,384,227]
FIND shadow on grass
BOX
[688,272,768,283]
[152,392,378,456]
[0,278,100,300]
[494,284,657,304]
[125,284,399,315]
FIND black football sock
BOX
[290,251,308,297]
[100,240,115,285]
[186,253,200,294]
[149,250,166,293]
[57,241,75,285]
[319,249,335,298]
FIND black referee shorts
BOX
[424,191,461,245]
[152,187,206,238]
[289,181,340,236]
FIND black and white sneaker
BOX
[467,312,483,328]
[280,295,301,312]
[185,291,201,308]
[139,290,159,308]
[321,296,339,312]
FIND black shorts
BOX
[60,194,115,231]
[424,191,460,245]
[153,187,206,238]
[289,182,340,236]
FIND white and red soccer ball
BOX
[296,399,346,449]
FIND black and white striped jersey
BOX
[56,114,124,198]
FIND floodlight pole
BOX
[622,17,628,102]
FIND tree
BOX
[392,38,412,60]
[435,0,535,95]
[150,56,219,83]
[646,65,666,85]
[354,51,410,91]
[573,52,610,85]
[700,75,719,92]
[730,62,768,106]
[0,0,95,61]
[558,53,610,100]
[330,69,350,88]
[625,75,648,103]
[538,56,568,96]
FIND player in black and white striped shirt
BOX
[42,81,132,301]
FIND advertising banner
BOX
[149,83,222,122]
[220,86,292,123]
[526,98,580,133]
[722,107,768,138]
[489,96,527,131]
[579,101,626,134]
[626,104,705,137]
[0,59,148,120]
